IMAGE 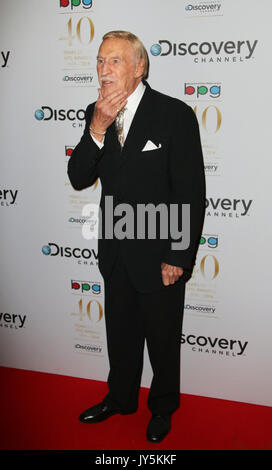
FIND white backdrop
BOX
[1,0,272,407]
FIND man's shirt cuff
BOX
[91,134,104,149]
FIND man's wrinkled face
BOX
[97,38,143,98]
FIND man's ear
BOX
[135,59,145,79]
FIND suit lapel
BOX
[121,83,154,157]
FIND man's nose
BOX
[100,61,111,74]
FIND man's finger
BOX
[108,93,128,109]
[101,89,127,103]
[97,88,104,101]
[161,263,183,286]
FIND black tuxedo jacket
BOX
[68,82,205,292]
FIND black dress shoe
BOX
[79,402,120,423]
[146,414,171,443]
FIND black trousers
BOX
[103,248,185,416]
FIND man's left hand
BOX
[161,262,183,286]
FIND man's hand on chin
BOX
[161,262,183,286]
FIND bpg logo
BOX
[60,0,92,10]
[71,280,101,295]
[200,234,218,249]
[35,106,85,121]
[65,146,75,157]
[185,82,221,99]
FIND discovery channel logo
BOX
[150,39,258,60]
[74,344,102,354]
[181,333,248,356]
[60,0,92,10]
[185,1,222,16]
[1,50,10,68]
[34,106,85,121]
[62,73,94,87]
[41,243,98,260]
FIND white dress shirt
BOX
[91,81,146,149]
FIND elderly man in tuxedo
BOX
[68,30,205,443]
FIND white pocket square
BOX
[142,140,162,152]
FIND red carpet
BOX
[0,366,271,450]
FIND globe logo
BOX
[150,44,162,56]
[35,109,44,120]
[42,245,51,255]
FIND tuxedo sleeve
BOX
[163,103,205,272]
[67,103,104,190]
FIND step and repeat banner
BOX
[1,0,271,407]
